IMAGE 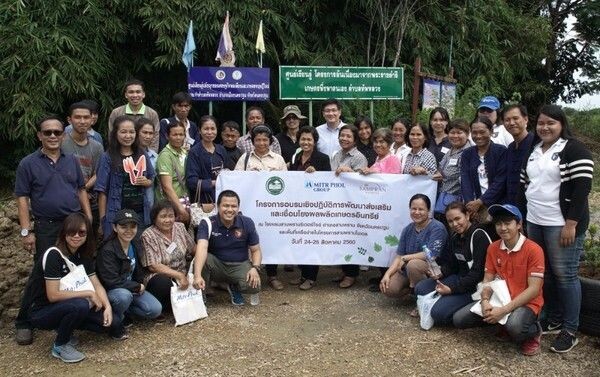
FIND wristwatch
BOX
[251,264,262,272]
[20,228,31,237]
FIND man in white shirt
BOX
[316,98,345,158]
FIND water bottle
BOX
[422,245,442,277]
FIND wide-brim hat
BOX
[281,105,307,120]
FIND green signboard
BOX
[279,66,404,100]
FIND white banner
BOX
[216,171,437,267]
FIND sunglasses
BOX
[67,229,87,237]
[41,130,64,137]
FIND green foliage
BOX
[583,224,600,271]
[0,0,593,188]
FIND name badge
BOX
[441,147,450,154]
[455,253,466,261]
[166,242,177,254]
[448,158,458,166]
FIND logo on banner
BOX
[266,176,285,195]
[359,183,387,194]
[304,180,345,192]
[216,70,226,80]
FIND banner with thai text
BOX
[188,67,270,101]
[216,171,437,267]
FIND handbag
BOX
[189,181,217,226]
[434,191,461,214]
[470,279,512,325]
[171,218,211,326]
[416,291,441,330]
[42,247,95,293]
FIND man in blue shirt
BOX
[14,115,92,345]
[192,190,262,306]
[503,104,533,207]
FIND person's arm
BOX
[16,196,35,251]
[379,255,406,293]
[460,149,475,202]
[159,175,188,219]
[141,232,188,288]
[150,110,160,153]
[246,244,262,288]
[89,274,113,327]
[561,140,594,246]
[78,189,92,223]
[45,279,100,306]
[192,239,208,290]
[94,153,110,221]
[481,146,507,206]
[446,230,491,294]
[483,276,543,324]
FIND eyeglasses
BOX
[41,130,64,137]
[67,229,87,237]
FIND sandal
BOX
[299,279,315,290]
[339,276,356,289]
[268,277,284,290]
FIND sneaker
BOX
[52,343,85,363]
[550,330,579,353]
[227,285,245,306]
[249,293,260,306]
[111,330,130,341]
[521,330,541,356]
[15,328,33,346]
[540,319,562,334]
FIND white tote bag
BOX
[470,279,512,325]
[42,247,95,293]
[170,262,208,326]
[416,291,441,330]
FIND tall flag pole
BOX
[216,11,235,67]
[182,20,195,72]
[255,19,265,68]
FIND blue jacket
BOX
[185,142,227,204]
[460,142,507,206]
[94,152,155,238]
[159,117,199,152]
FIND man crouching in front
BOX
[192,190,262,306]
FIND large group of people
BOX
[12,78,594,363]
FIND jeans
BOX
[107,288,162,323]
[29,298,122,346]
[453,302,540,343]
[414,275,473,326]
[527,223,582,333]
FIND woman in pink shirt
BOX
[360,128,402,175]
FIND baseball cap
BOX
[488,204,522,222]
[113,209,140,225]
[478,96,500,111]
[281,105,307,120]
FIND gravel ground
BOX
[0,268,598,377]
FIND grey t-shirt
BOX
[61,132,104,205]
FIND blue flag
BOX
[182,20,195,72]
